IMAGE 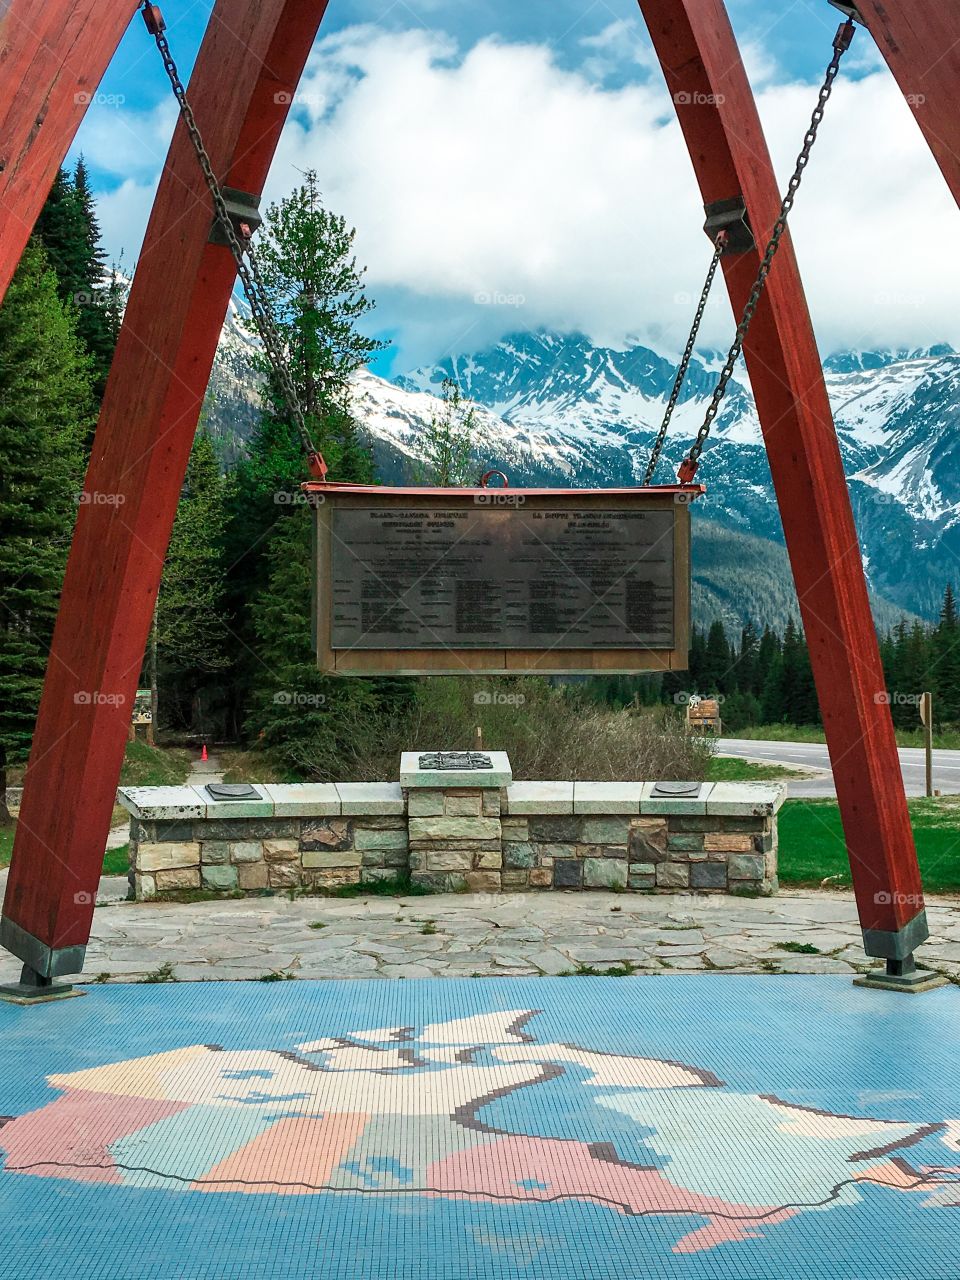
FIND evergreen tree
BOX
[933,584,960,722]
[226,177,398,771]
[412,379,477,486]
[35,161,117,397]
[156,429,233,734]
[0,240,92,816]
[701,619,732,694]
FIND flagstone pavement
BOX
[1,871,958,985]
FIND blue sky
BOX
[71,1,960,374]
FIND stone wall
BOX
[119,775,783,901]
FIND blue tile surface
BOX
[0,976,957,1279]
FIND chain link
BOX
[141,4,325,477]
[678,20,856,483]
[643,232,725,486]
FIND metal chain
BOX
[140,4,326,478]
[643,231,726,486]
[678,19,856,484]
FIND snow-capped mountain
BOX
[204,318,958,627]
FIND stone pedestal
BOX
[401,752,510,892]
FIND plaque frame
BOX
[307,483,702,676]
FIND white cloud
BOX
[98,24,960,368]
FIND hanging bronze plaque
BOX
[307,483,701,676]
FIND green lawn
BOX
[706,756,804,782]
[778,797,960,892]
[732,723,960,751]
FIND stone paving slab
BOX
[1,880,957,985]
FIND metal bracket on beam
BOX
[703,196,754,254]
[828,1,864,22]
[209,186,262,246]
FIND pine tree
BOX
[72,158,116,394]
[412,379,477,486]
[0,239,92,817]
[227,177,396,772]
[35,161,118,398]
[933,584,960,722]
[156,429,233,734]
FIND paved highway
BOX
[716,738,960,799]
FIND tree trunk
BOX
[148,602,158,746]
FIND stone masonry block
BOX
[263,839,300,862]
[200,841,230,865]
[528,816,580,843]
[501,818,529,840]
[482,791,501,816]
[302,850,362,869]
[529,867,553,888]
[728,853,766,880]
[504,842,535,869]
[656,861,689,889]
[666,834,704,854]
[407,790,445,817]
[300,819,353,852]
[690,861,728,890]
[238,862,269,891]
[138,842,201,873]
[354,827,408,852]
[408,816,500,842]
[155,867,200,891]
[553,859,582,888]
[580,817,630,845]
[268,862,301,889]
[202,864,239,892]
[302,849,363,870]
[465,871,501,893]
[583,858,627,890]
[444,794,482,817]
[425,850,475,872]
[230,841,263,864]
[704,833,754,854]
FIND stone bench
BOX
[118,760,784,901]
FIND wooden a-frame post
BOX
[0,0,954,991]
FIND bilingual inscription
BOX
[329,506,675,650]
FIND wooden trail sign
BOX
[306,483,702,676]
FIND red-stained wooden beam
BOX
[0,0,331,985]
[0,0,140,303]
[853,0,960,210]
[635,0,929,979]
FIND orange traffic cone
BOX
[201,743,208,763]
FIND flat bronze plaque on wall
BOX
[307,484,700,676]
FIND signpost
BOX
[309,483,701,676]
[920,691,934,798]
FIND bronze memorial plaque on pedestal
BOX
[309,485,697,676]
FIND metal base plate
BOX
[854,971,950,995]
[0,981,82,1005]
[0,977,958,1280]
